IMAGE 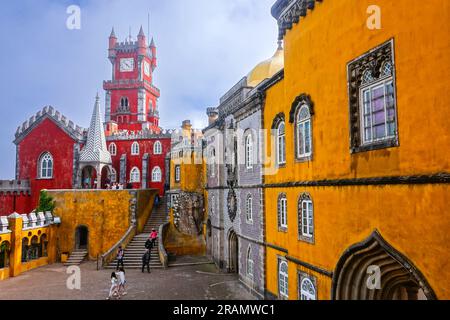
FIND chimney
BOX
[206,107,219,125]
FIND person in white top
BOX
[107,272,119,300]
[116,268,127,296]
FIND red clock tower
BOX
[103,26,160,133]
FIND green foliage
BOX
[37,190,55,213]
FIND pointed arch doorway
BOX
[75,226,89,250]
[332,230,436,300]
[228,230,239,273]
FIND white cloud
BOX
[0,0,278,177]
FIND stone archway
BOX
[228,229,239,274]
[331,230,436,300]
[100,165,112,189]
[81,166,97,189]
[75,225,89,250]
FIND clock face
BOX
[119,58,134,72]
[144,61,150,77]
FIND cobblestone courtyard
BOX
[0,260,255,300]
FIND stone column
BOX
[47,223,58,264]
[97,164,102,189]
[7,213,23,277]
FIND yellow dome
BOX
[247,46,284,87]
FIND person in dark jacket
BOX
[142,249,151,273]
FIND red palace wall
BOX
[17,118,77,207]
[109,137,170,195]
[0,193,33,216]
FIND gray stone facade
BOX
[204,77,266,298]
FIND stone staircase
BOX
[107,197,168,270]
[64,249,88,266]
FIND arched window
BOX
[278,194,288,230]
[246,246,254,279]
[277,122,286,165]
[279,259,289,298]
[152,166,162,182]
[0,241,10,269]
[21,238,29,262]
[210,195,215,216]
[296,104,312,159]
[175,165,181,182]
[246,194,253,223]
[109,143,117,156]
[298,193,314,242]
[153,141,162,155]
[245,134,254,169]
[30,236,39,260]
[110,168,117,183]
[131,142,140,155]
[130,167,140,183]
[209,148,216,178]
[39,152,53,179]
[300,278,316,300]
[120,97,129,108]
[40,234,48,258]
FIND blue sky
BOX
[0,0,278,179]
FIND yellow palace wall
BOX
[263,0,450,299]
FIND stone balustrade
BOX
[0,216,10,233]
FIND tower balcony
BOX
[103,79,160,97]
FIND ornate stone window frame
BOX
[109,142,117,156]
[272,113,286,167]
[246,245,254,280]
[298,193,314,244]
[244,133,254,171]
[38,152,54,179]
[175,165,181,182]
[278,257,289,300]
[298,271,317,300]
[153,141,162,155]
[347,39,399,153]
[245,193,253,224]
[289,94,314,163]
[152,166,162,182]
[131,141,140,156]
[130,166,140,183]
[278,193,288,232]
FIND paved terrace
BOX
[0,259,255,300]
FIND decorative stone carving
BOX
[36,212,46,227]
[0,216,9,233]
[227,189,238,222]
[45,211,53,225]
[28,212,37,228]
[21,214,29,229]
[347,40,397,153]
[172,192,204,236]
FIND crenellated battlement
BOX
[107,128,174,141]
[14,106,86,144]
[271,0,323,40]
[0,180,31,194]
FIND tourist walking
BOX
[142,249,151,273]
[107,272,119,300]
[116,268,127,296]
[116,246,125,270]
[149,228,158,247]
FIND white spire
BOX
[79,94,112,164]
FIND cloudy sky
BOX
[0,0,279,178]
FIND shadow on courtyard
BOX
[0,260,255,300]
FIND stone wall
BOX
[48,189,157,260]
